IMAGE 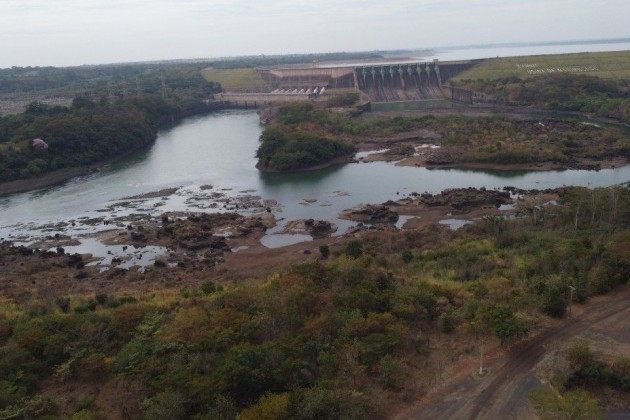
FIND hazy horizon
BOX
[1,0,629,68]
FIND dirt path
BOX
[394,287,630,420]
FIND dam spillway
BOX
[355,61,444,101]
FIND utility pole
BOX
[568,285,576,315]
[479,337,485,375]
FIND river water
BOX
[1,110,629,249]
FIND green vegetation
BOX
[264,104,629,166]
[203,52,382,70]
[452,74,630,123]
[0,62,219,97]
[452,51,630,81]
[0,186,628,418]
[530,339,630,419]
[326,92,360,108]
[257,105,355,171]
[0,94,217,181]
[201,68,273,92]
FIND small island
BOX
[256,104,356,171]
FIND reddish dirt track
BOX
[394,287,630,419]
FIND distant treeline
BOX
[0,63,219,96]
[452,74,630,123]
[207,52,383,69]
[0,94,218,181]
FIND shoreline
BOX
[0,143,153,197]
[0,109,222,197]
[397,156,629,172]
[255,154,355,173]
[0,162,108,196]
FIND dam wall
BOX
[354,60,480,102]
[219,60,480,107]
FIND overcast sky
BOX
[1,0,629,68]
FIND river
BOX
[1,110,629,252]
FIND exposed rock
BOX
[384,144,416,158]
[418,188,511,210]
[282,219,336,238]
[123,187,180,200]
[341,204,399,224]
[130,232,147,242]
[426,151,454,165]
[180,235,230,251]
[303,219,336,238]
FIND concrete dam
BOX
[217,59,478,106]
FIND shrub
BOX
[319,245,330,259]
[401,250,413,264]
[438,311,456,333]
[530,387,601,420]
[345,240,363,259]
[55,296,71,313]
[141,391,186,420]
[239,393,290,420]
[376,355,405,389]
[201,280,217,295]
[483,304,528,344]
[541,286,567,318]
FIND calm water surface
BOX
[1,110,628,244]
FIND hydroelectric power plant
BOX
[216,59,479,107]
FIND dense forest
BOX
[257,105,355,171]
[0,186,627,418]
[0,94,217,181]
[0,63,219,96]
[451,74,630,123]
[0,65,222,182]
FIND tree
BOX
[482,304,529,344]
[319,245,330,259]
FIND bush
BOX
[483,304,528,344]
[438,311,455,333]
[239,393,290,420]
[530,387,601,420]
[345,240,363,259]
[141,391,186,420]
[541,287,567,318]
[55,296,71,313]
[201,280,217,295]
[319,245,330,259]
[401,250,413,264]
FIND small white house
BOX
[32,138,49,150]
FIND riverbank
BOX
[1,185,627,419]
[0,150,146,196]
[255,154,355,173]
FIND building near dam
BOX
[216,59,479,107]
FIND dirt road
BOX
[394,287,630,419]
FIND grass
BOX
[201,67,272,91]
[452,50,630,81]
